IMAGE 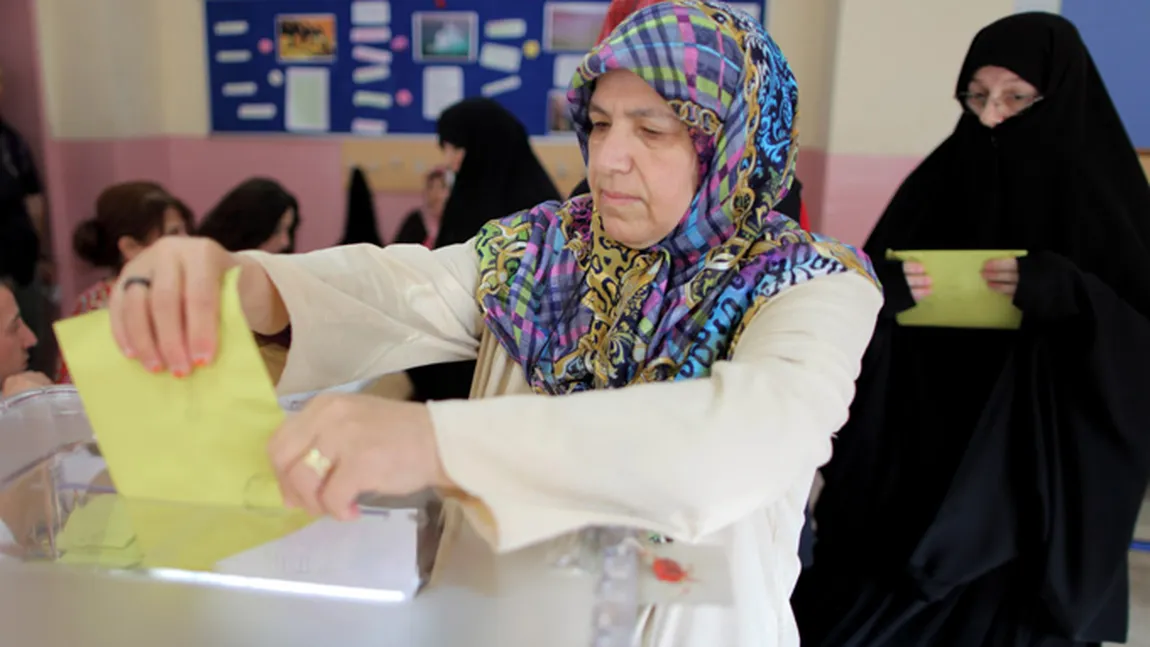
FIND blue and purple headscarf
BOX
[474,0,877,394]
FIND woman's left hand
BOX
[982,257,1020,298]
[267,394,453,520]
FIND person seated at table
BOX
[58,182,193,383]
[792,13,1150,647]
[197,178,299,254]
[195,178,300,379]
[68,182,193,318]
[0,279,50,398]
[106,2,880,645]
[393,168,450,248]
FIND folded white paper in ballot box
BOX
[0,385,441,602]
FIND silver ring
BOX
[120,276,153,292]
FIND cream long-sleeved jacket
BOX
[241,242,882,647]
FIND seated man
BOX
[0,279,51,398]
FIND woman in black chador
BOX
[405,98,560,402]
[793,13,1150,647]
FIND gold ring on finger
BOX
[303,448,333,478]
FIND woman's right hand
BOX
[903,261,932,303]
[108,237,238,377]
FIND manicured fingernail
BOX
[146,362,163,373]
[192,354,211,368]
[172,366,190,378]
[123,347,136,359]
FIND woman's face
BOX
[586,70,699,249]
[259,208,296,253]
[964,65,1042,128]
[161,207,189,237]
[120,207,189,264]
[424,176,449,217]
[440,143,465,174]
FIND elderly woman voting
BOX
[106,2,880,645]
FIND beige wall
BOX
[157,0,210,136]
[36,0,209,139]
[826,0,1016,156]
[768,0,1030,156]
[767,0,841,150]
[37,0,164,138]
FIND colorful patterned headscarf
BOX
[474,0,877,394]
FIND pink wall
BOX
[796,148,921,246]
[795,148,829,231]
[0,0,46,173]
[820,154,922,247]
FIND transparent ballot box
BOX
[0,387,438,599]
[0,386,730,647]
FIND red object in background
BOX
[597,0,663,44]
[434,0,446,7]
[651,557,692,583]
[799,200,811,231]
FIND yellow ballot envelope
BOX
[53,268,312,569]
[55,494,144,568]
[886,249,1028,330]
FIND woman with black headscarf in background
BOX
[793,13,1150,647]
[404,97,561,402]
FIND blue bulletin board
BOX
[1060,0,1150,149]
[203,0,766,136]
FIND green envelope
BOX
[886,249,1028,330]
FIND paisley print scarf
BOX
[474,0,877,394]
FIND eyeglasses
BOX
[957,91,1044,117]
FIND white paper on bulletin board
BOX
[351,1,391,26]
[479,43,522,74]
[553,55,583,89]
[422,66,464,121]
[484,18,527,40]
[285,67,330,133]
